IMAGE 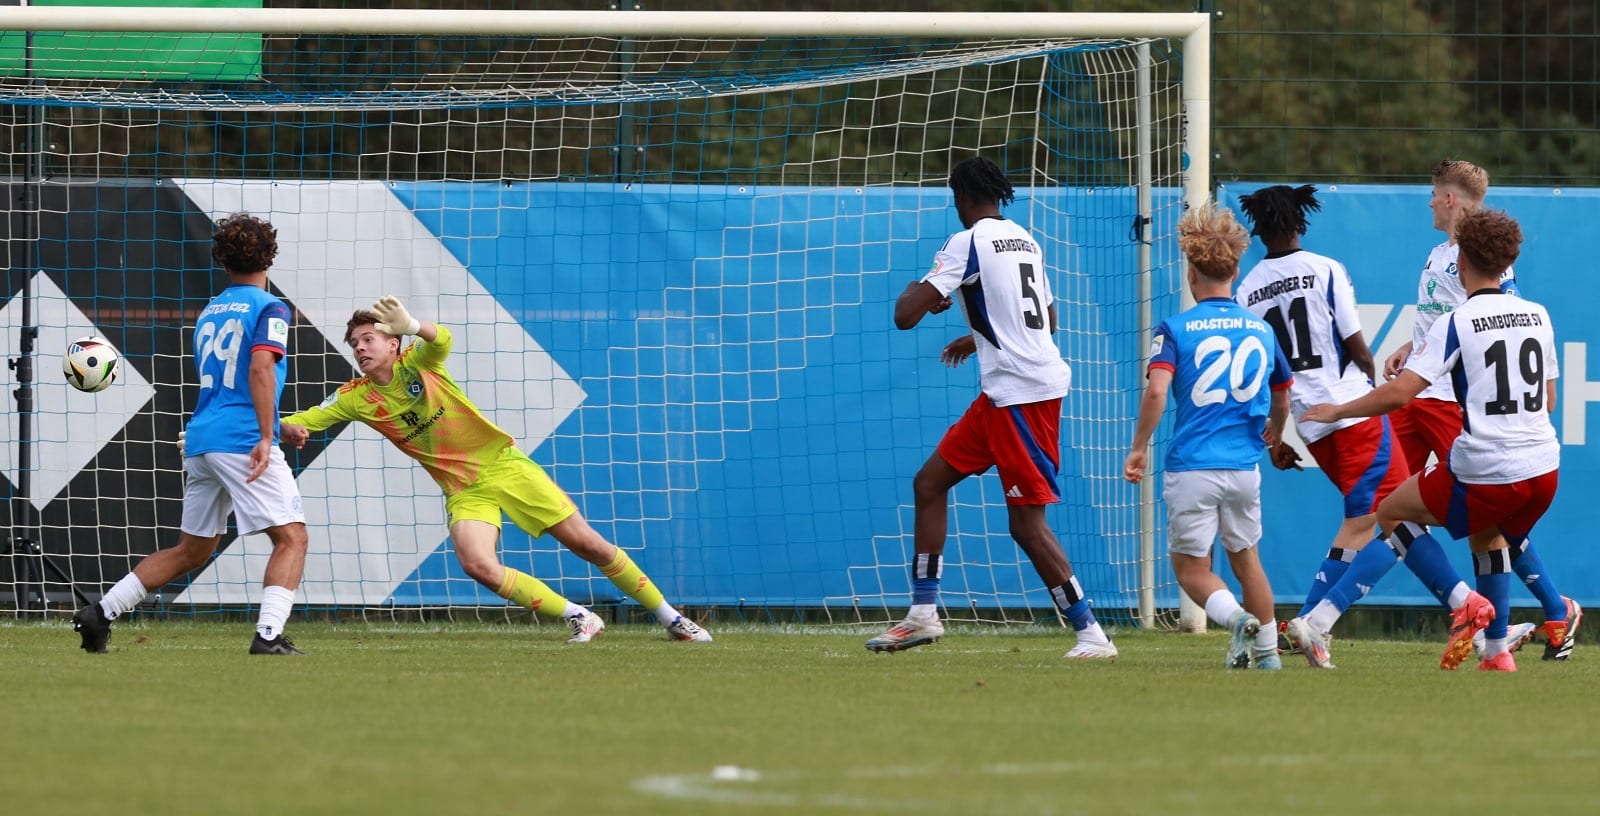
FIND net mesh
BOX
[0,20,1188,628]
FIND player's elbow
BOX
[893,310,921,331]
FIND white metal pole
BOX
[1175,17,1213,634]
[1134,42,1155,631]
[0,9,1213,38]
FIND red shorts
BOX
[1387,397,1462,473]
[937,394,1062,506]
[1418,462,1559,540]
[1305,415,1409,518]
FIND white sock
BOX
[560,603,589,620]
[1484,636,1507,658]
[1446,582,1471,609]
[652,601,682,627]
[255,585,296,640]
[1306,599,1341,633]
[908,603,938,621]
[1255,619,1278,653]
[99,573,149,620]
[1077,622,1109,644]
[1203,589,1243,628]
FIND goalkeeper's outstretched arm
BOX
[372,294,450,368]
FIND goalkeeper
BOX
[279,296,712,643]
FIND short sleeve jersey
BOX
[281,324,516,495]
[1412,241,1519,401]
[1404,291,1559,484]
[921,216,1073,407]
[185,284,292,455]
[1236,249,1372,443]
[1148,298,1294,472]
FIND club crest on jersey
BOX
[1446,262,1458,277]
[407,377,422,397]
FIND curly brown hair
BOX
[344,309,387,346]
[211,213,278,275]
[1177,203,1249,282]
[1431,158,1489,202]
[1454,208,1522,279]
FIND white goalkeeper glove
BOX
[371,295,421,336]
[177,430,186,457]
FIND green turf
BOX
[6,620,1598,815]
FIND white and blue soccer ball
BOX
[63,336,121,393]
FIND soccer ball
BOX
[63,336,121,393]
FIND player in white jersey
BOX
[1383,160,1579,661]
[865,156,1113,658]
[1234,185,1474,666]
[72,214,312,655]
[1301,209,1560,671]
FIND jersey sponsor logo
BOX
[399,406,446,443]
[267,317,290,344]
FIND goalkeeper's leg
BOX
[546,513,709,640]
[451,519,601,640]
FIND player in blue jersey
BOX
[1124,203,1292,670]
[73,214,311,655]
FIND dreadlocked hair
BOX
[1177,202,1250,282]
[1237,184,1320,240]
[948,156,1015,207]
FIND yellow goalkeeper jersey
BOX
[282,324,515,495]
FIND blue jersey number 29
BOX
[196,317,246,390]
[1190,335,1268,407]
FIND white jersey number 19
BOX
[1483,337,1545,416]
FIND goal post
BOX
[0,8,1211,630]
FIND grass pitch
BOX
[5,620,1598,815]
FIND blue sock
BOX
[1063,599,1096,632]
[1299,547,1357,617]
[1393,523,1461,610]
[1474,553,1512,641]
[1510,538,1567,620]
[1050,576,1097,632]
[1323,539,1397,614]
[911,553,942,606]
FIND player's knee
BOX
[457,554,500,584]
[911,471,947,505]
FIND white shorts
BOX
[181,448,306,537]
[1162,467,1262,558]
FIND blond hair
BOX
[1455,208,1522,278]
[1177,203,1250,282]
[1432,158,1489,203]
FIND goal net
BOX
[0,9,1209,628]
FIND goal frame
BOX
[0,8,1213,630]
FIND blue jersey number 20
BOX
[1190,335,1268,407]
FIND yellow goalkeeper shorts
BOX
[445,446,577,537]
